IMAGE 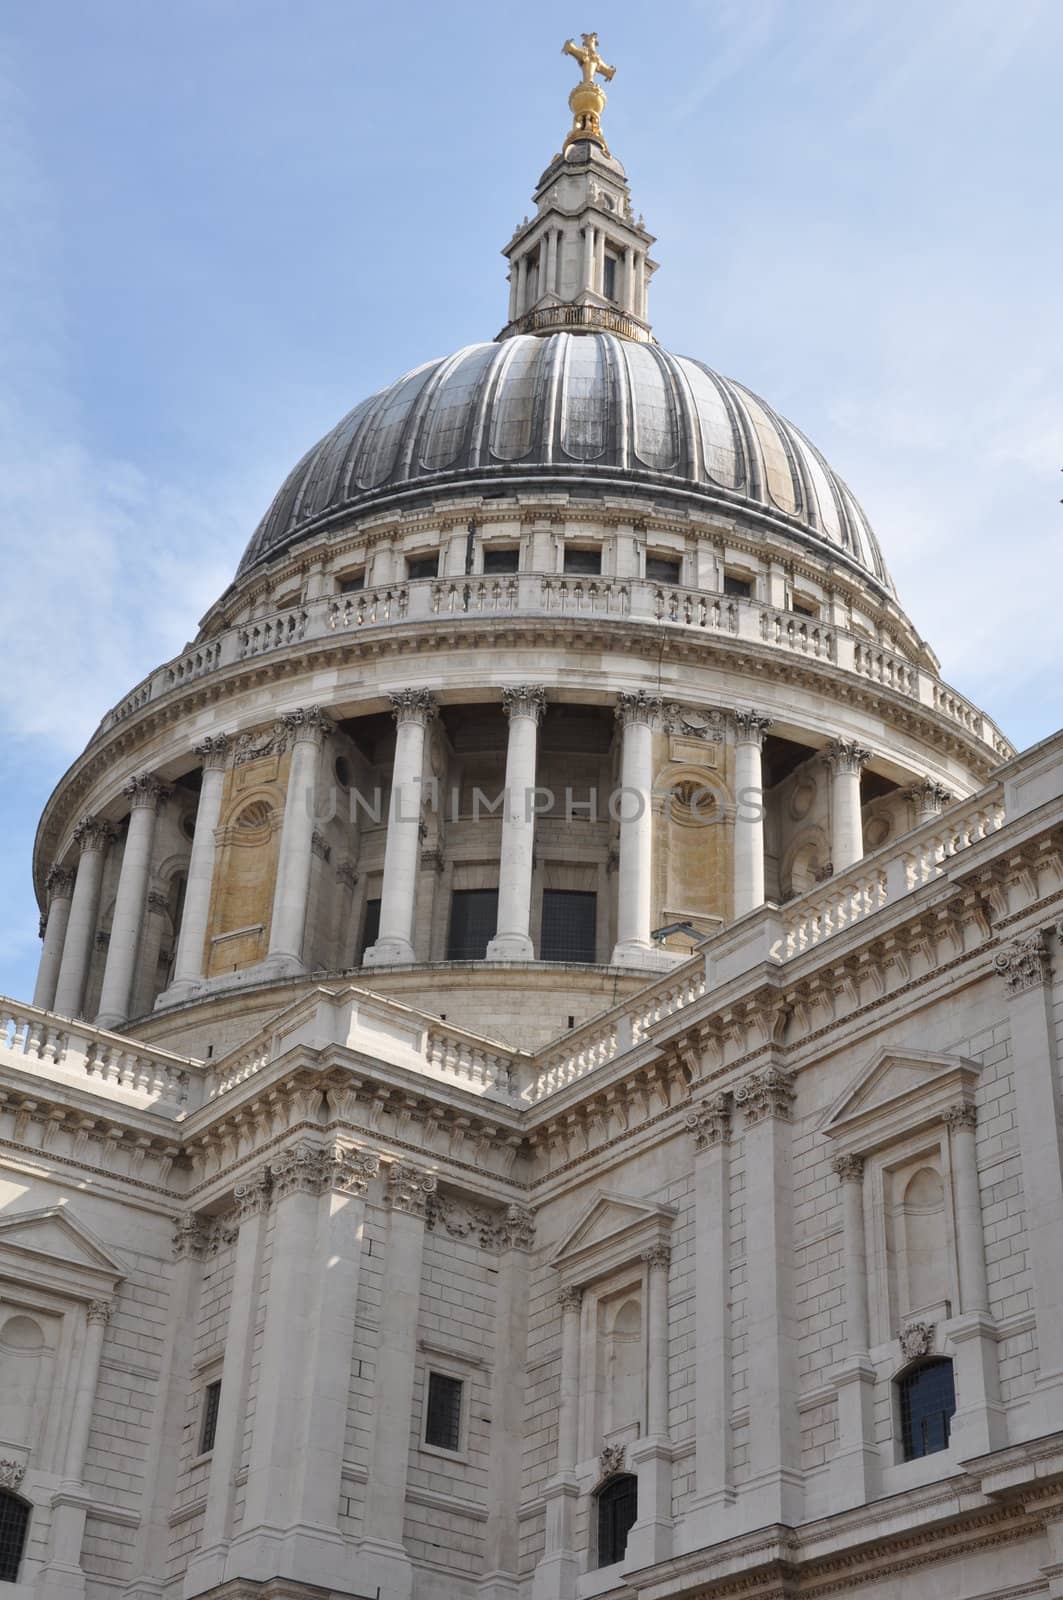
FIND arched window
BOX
[596,1473,637,1567]
[0,1489,30,1582]
[898,1358,955,1460]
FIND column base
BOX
[610,940,685,971]
[154,978,206,1009]
[356,1536,414,1600]
[531,1550,581,1600]
[38,1562,88,1600]
[625,1436,674,1568]
[94,1009,125,1031]
[485,932,534,961]
[362,936,415,967]
[182,1542,229,1598]
[477,1571,522,1600]
[257,952,308,979]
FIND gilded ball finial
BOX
[561,31,615,155]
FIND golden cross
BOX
[561,32,615,87]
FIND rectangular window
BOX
[407,554,439,580]
[541,889,597,964]
[791,598,817,618]
[482,547,520,574]
[646,555,681,584]
[339,570,365,593]
[359,897,381,962]
[199,1379,221,1454]
[447,888,499,961]
[723,573,752,598]
[564,547,602,576]
[603,253,617,300]
[425,1371,463,1451]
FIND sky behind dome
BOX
[1,0,1060,1002]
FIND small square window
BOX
[199,1379,221,1454]
[425,1371,463,1451]
[646,555,681,584]
[791,597,817,618]
[339,571,365,593]
[564,547,602,576]
[723,573,752,598]
[447,889,499,960]
[541,890,597,963]
[483,547,520,574]
[407,554,439,580]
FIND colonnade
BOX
[35,693,884,1025]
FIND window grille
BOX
[899,1358,955,1460]
[0,1492,30,1583]
[540,890,597,964]
[407,555,439,580]
[447,889,499,960]
[563,547,602,576]
[482,547,520,574]
[359,898,381,961]
[199,1379,221,1454]
[646,556,681,583]
[425,1372,463,1451]
[596,1474,637,1567]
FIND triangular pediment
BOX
[0,1206,126,1282]
[820,1047,980,1150]
[550,1191,676,1285]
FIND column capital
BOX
[146,890,169,915]
[822,738,872,776]
[942,1101,978,1130]
[385,1160,437,1215]
[686,1093,731,1151]
[831,1152,864,1184]
[193,732,233,769]
[45,865,75,903]
[389,688,437,727]
[281,705,335,744]
[615,689,662,729]
[73,814,116,854]
[641,1244,672,1270]
[497,1203,536,1251]
[86,1298,113,1325]
[732,708,773,747]
[735,1066,795,1126]
[233,1165,272,1220]
[558,1284,583,1313]
[906,775,952,815]
[319,1143,380,1196]
[500,684,548,724]
[123,774,171,812]
[994,929,1051,996]
[171,1214,212,1260]
[271,1141,324,1199]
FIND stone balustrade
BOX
[93,575,1013,762]
[0,999,200,1114]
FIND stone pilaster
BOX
[941,1100,1006,1455]
[686,1096,733,1511]
[533,1286,582,1600]
[627,1245,674,1566]
[42,1298,113,1600]
[480,1206,535,1600]
[829,1154,878,1507]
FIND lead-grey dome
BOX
[237,333,892,591]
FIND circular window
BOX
[790,781,816,821]
[334,755,352,789]
[865,815,891,849]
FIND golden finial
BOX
[561,32,615,155]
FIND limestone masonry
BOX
[4,38,1062,1600]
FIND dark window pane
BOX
[791,599,816,617]
[199,1380,221,1454]
[483,547,520,574]
[646,556,681,583]
[408,555,439,580]
[359,898,381,962]
[541,890,597,964]
[425,1371,463,1451]
[0,1492,30,1583]
[603,255,617,300]
[448,889,499,960]
[723,573,752,598]
[340,572,365,593]
[899,1359,956,1460]
[563,547,602,575]
[597,1474,637,1567]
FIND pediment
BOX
[820,1047,980,1153]
[549,1192,676,1286]
[0,1205,126,1288]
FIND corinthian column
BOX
[732,710,772,916]
[53,818,115,1019]
[166,734,231,999]
[96,776,170,1029]
[907,775,953,826]
[34,866,75,1011]
[267,708,333,971]
[611,691,661,966]
[364,690,436,967]
[487,686,547,962]
[824,739,871,873]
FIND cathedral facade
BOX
[4,40,1063,1600]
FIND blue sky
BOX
[1,0,1060,1003]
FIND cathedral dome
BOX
[236,333,893,594]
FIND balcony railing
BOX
[96,575,1012,762]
